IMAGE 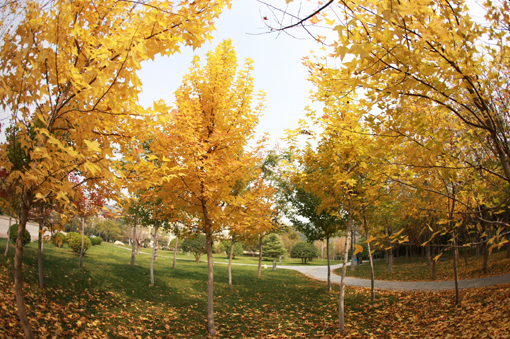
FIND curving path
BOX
[298,263,510,291]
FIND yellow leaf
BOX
[433,253,443,262]
[365,235,377,244]
[310,15,321,24]
[353,244,364,256]
[84,140,102,153]
[325,18,335,25]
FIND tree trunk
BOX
[431,246,436,279]
[38,208,44,289]
[482,241,488,273]
[228,236,235,291]
[350,224,355,271]
[131,224,137,267]
[464,246,468,266]
[365,227,375,302]
[79,216,85,269]
[326,236,331,292]
[453,238,460,305]
[154,228,159,262]
[426,245,431,271]
[257,238,263,279]
[339,196,352,335]
[387,227,393,274]
[385,249,388,264]
[150,223,159,286]
[4,211,12,256]
[15,200,35,339]
[173,233,179,269]
[201,201,216,336]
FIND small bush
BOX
[90,237,103,246]
[9,224,31,246]
[65,232,80,244]
[51,233,66,248]
[68,234,92,254]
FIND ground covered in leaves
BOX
[0,239,509,338]
[339,250,510,282]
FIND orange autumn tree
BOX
[156,39,265,335]
[0,1,229,337]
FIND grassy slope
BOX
[337,250,510,282]
[0,239,509,338]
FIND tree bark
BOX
[464,246,468,265]
[173,233,178,269]
[326,236,331,292]
[150,223,159,286]
[257,238,263,279]
[365,225,375,302]
[426,245,431,271]
[387,227,393,274]
[201,201,216,336]
[350,223,355,271]
[339,196,352,335]
[79,216,85,269]
[385,248,388,264]
[15,200,35,339]
[4,211,12,256]
[228,236,235,291]
[482,241,488,273]
[38,206,44,289]
[453,235,460,305]
[431,246,436,279]
[131,224,136,267]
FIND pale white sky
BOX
[137,0,328,149]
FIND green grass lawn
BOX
[338,250,510,282]
[115,243,338,266]
[1,238,509,338]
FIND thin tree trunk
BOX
[482,241,488,272]
[453,236,460,305]
[464,246,468,265]
[326,236,331,292]
[173,233,178,269]
[364,222,375,302]
[131,224,136,267]
[38,206,44,289]
[15,200,34,339]
[201,201,216,336]
[385,249,388,264]
[387,227,393,274]
[476,244,480,258]
[5,210,12,256]
[350,224,355,271]
[228,236,235,291]
[79,216,85,269]
[154,228,159,262]
[431,246,436,279]
[150,223,159,286]
[339,196,352,335]
[257,238,263,279]
[426,245,431,270]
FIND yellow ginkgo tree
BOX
[157,39,266,336]
[0,1,229,337]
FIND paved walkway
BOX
[302,264,510,291]
[116,245,510,291]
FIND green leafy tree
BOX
[291,241,320,264]
[68,233,92,254]
[262,233,286,258]
[9,224,30,246]
[221,241,243,259]
[182,235,208,263]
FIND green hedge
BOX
[90,237,103,246]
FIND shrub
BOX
[291,241,320,264]
[68,234,92,254]
[90,237,103,246]
[51,233,66,248]
[65,232,80,244]
[9,224,31,246]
